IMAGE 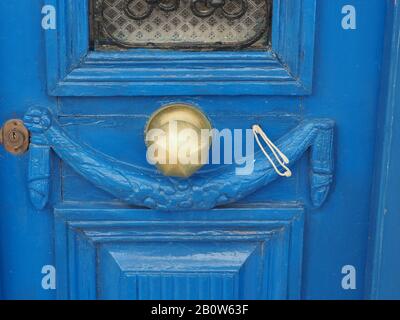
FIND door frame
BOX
[366,0,400,300]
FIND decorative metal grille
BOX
[91,0,272,50]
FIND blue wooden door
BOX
[0,0,397,300]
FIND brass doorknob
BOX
[0,119,30,155]
[145,104,212,178]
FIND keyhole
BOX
[8,129,22,146]
[1,120,29,155]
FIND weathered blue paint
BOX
[366,0,400,300]
[44,0,317,96]
[53,205,305,300]
[0,0,395,300]
[24,107,334,211]
[28,142,51,210]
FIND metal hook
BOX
[252,124,292,178]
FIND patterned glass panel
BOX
[91,0,272,50]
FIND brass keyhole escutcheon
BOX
[145,104,212,178]
[0,119,30,155]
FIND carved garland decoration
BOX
[24,107,334,211]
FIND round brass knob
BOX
[0,119,30,155]
[145,104,212,178]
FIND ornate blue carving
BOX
[28,144,50,210]
[24,107,334,211]
[27,110,52,210]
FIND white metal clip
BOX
[252,124,292,178]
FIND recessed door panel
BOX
[54,206,304,300]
